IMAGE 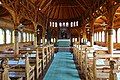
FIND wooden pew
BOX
[19,47,42,80]
[0,53,35,80]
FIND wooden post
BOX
[14,29,19,57]
[108,28,113,54]
[93,52,96,80]
[1,58,9,80]
[85,48,88,80]
[109,60,117,80]
[33,22,38,47]
[42,28,45,45]
[90,20,95,47]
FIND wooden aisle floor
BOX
[44,52,81,80]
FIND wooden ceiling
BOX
[40,0,106,20]
[1,0,120,37]
[0,0,106,21]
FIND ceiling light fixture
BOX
[100,22,107,30]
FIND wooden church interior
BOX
[0,0,120,80]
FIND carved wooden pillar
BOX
[33,22,38,47]
[93,52,96,80]
[83,26,87,44]
[14,28,19,56]
[108,28,113,54]
[109,60,117,80]
[42,28,45,45]
[106,1,117,54]
[90,20,94,46]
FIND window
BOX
[23,32,26,42]
[32,34,34,41]
[117,28,120,43]
[63,22,65,27]
[102,31,105,42]
[6,30,11,44]
[27,33,29,42]
[76,21,78,26]
[113,29,116,43]
[52,22,54,27]
[50,22,52,27]
[74,21,76,27]
[96,32,98,41]
[55,22,57,27]
[71,22,73,27]
[54,38,56,42]
[66,22,69,27]
[72,38,75,42]
[51,38,53,43]
[30,33,32,41]
[41,39,42,43]
[12,31,14,43]
[59,22,62,27]
[99,32,101,42]
[0,29,4,44]
[45,39,47,43]
[75,38,77,42]
[94,33,96,41]
[18,31,21,42]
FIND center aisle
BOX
[44,52,80,80]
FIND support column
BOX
[14,29,19,57]
[108,28,113,54]
[42,28,45,45]
[33,22,38,47]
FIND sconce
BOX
[100,22,107,30]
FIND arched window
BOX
[66,22,69,27]
[23,32,26,42]
[6,29,11,44]
[12,31,14,43]
[63,22,65,27]
[41,39,42,43]
[102,31,105,42]
[113,29,116,43]
[94,33,96,41]
[54,38,56,42]
[74,21,76,27]
[117,28,120,43]
[0,29,4,44]
[96,32,98,41]
[30,33,32,41]
[76,21,78,26]
[55,22,57,27]
[51,38,53,43]
[27,33,29,42]
[50,22,52,27]
[18,31,21,42]
[32,34,34,41]
[75,38,77,42]
[45,39,47,43]
[71,22,73,27]
[59,22,62,27]
[99,32,101,42]
[52,22,54,27]
[72,38,74,42]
